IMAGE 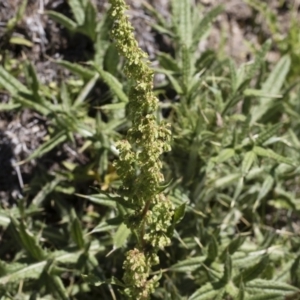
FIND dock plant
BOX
[108,0,175,299]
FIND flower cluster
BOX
[108,0,174,298]
[122,249,159,300]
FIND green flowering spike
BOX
[122,249,160,300]
[108,0,174,299]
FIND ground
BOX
[0,0,299,203]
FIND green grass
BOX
[0,0,300,299]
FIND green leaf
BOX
[9,217,45,261]
[60,82,72,112]
[233,177,244,203]
[0,66,28,95]
[214,173,241,189]
[245,279,299,296]
[246,40,271,81]
[192,5,223,51]
[229,59,238,92]
[47,274,69,300]
[68,0,85,25]
[9,36,33,47]
[27,131,68,160]
[173,203,186,224]
[213,148,235,164]
[0,241,103,285]
[243,89,282,98]
[73,73,99,107]
[207,235,218,261]
[268,198,295,210]
[94,65,128,103]
[104,44,119,75]
[225,281,239,298]
[79,1,97,40]
[76,193,117,208]
[90,216,124,234]
[99,102,126,110]
[31,177,62,206]
[253,175,274,211]
[157,52,181,72]
[220,236,246,261]
[251,55,291,124]
[0,103,20,110]
[6,0,28,30]
[13,90,49,115]
[26,63,40,95]
[234,256,269,284]
[79,192,136,210]
[56,60,95,79]
[246,294,284,300]
[189,282,225,300]
[237,281,245,300]
[150,23,175,37]
[221,252,232,283]
[70,209,85,249]
[113,223,131,249]
[154,68,184,94]
[262,54,291,95]
[170,256,206,272]
[222,94,243,115]
[255,123,282,146]
[182,44,192,93]
[253,146,294,165]
[177,0,192,48]
[291,255,300,287]
[46,11,77,31]
[241,151,257,175]
[229,237,247,254]
[0,262,42,285]
[142,2,169,31]
[0,213,10,227]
